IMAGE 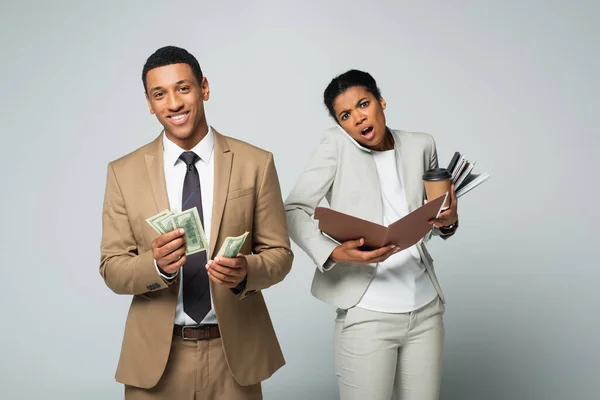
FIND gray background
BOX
[1,1,598,399]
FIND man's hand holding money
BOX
[206,255,247,288]
[152,228,187,275]
[206,232,250,288]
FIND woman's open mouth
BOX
[361,126,375,140]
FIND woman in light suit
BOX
[284,70,459,400]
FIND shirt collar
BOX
[163,125,215,166]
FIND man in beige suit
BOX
[100,46,293,399]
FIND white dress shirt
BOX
[155,127,217,325]
[356,148,438,313]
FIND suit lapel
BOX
[145,133,171,213]
[393,130,418,212]
[210,130,232,256]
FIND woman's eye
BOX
[341,113,349,121]
[360,101,369,108]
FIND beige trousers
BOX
[125,336,262,400]
[334,297,445,400]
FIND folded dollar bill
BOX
[215,231,249,258]
[145,208,209,256]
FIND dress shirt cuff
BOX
[154,259,179,281]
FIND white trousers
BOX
[334,297,445,400]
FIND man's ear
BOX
[201,77,210,101]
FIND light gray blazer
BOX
[284,126,456,309]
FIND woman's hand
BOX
[429,184,458,228]
[331,238,399,264]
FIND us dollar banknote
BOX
[215,231,249,258]
[145,207,208,255]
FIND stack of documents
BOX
[446,151,491,198]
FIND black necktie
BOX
[179,151,211,324]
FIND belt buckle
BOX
[181,324,200,341]
[181,324,211,341]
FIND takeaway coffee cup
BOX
[423,168,452,210]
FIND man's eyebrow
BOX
[150,80,192,92]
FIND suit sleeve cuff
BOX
[314,234,340,272]
[230,275,248,295]
[322,256,338,271]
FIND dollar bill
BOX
[216,231,249,258]
[172,208,209,256]
[154,211,177,234]
[145,208,208,256]
[145,209,173,234]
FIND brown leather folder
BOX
[314,193,447,250]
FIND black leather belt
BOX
[173,324,220,341]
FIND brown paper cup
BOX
[423,168,452,210]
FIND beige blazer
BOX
[285,127,455,310]
[100,129,293,388]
